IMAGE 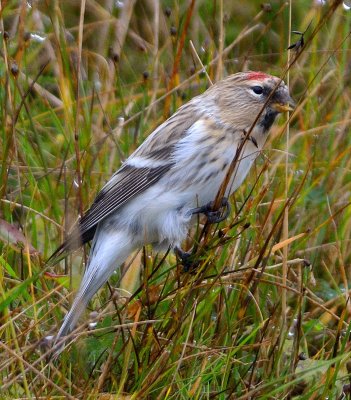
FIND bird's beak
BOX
[271,101,295,113]
[271,94,295,113]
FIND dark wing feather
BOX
[47,163,173,265]
[79,163,172,233]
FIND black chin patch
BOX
[260,109,278,132]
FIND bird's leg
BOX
[191,197,231,224]
[174,246,196,272]
[176,198,230,272]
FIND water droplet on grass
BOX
[30,33,46,42]
[295,169,305,176]
[288,330,295,339]
[88,322,97,329]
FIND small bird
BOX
[50,71,294,349]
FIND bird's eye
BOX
[251,86,264,95]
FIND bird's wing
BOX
[47,163,173,265]
[80,163,172,233]
[48,101,202,265]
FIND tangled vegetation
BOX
[1,0,351,398]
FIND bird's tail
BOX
[53,229,135,354]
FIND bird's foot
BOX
[191,197,230,224]
[175,246,197,272]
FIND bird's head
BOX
[205,71,295,132]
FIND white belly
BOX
[108,121,265,249]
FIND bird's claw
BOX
[191,197,230,224]
[175,247,197,272]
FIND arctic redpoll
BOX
[49,71,294,350]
